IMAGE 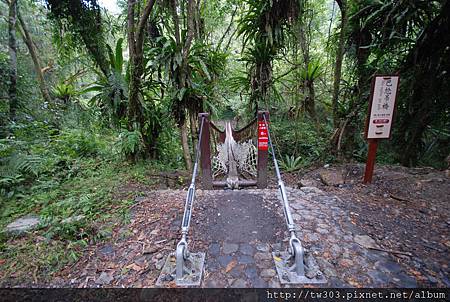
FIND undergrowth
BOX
[0,121,181,284]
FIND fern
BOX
[115,128,145,158]
[0,153,42,198]
[279,154,303,172]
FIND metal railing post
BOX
[262,112,325,284]
[156,116,207,286]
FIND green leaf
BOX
[177,87,187,101]
[115,38,124,74]
[198,59,211,81]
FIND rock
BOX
[271,243,282,252]
[205,278,227,288]
[239,243,254,255]
[251,277,267,288]
[292,213,302,221]
[100,245,114,256]
[61,215,85,224]
[427,275,438,284]
[317,259,337,278]
[208,243,220,256]
[268,279,281,288]
[217,255,233,267]
[237,255,254,265]
[316,228,329,235]
[95,272,114,285]
[256,243,270,253]
[260,268,276,278]
[367,270,391,285]
[222,242,239,254]
[375,260,403,274]
[5,215,40,235]
[230,264,245,278]
[393,273,417,288]
[300,187,323,194]
[256,260,272,269]
[155,259,165,270]
[134,196,146,203]
[244,266,258,279]
[354,235,379,249]
[298,179,319,188]
[254,252,272,261]
[319,170,344,186]
[304,233,320,242]
[230,278,247,288]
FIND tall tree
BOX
[46,0,111,78]
[295,0,320,121]
[239,0,299,114]
[397,0,450,166]
[8,0,18,121]
[17,11,52,104]
[331,0,347,128]
[165,0,198,171]
[126,0,158,158]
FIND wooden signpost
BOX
[363,75,400,184]
[257,111,269,188]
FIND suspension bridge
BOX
[155,111,326,286]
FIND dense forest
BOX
[0,0,449,284]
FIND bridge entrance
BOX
[156,111,326,286]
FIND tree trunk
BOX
[126,0,157,158]
[305,80,317,121]
[8,0,18,121]
[297,11,317,121]
[17,12,52,104]
[331,0,347,128]
[180,119,193,171]
[189,111,198,149]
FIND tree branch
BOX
[182,0,195,61]
[127,0,136,58]
[136,0,156,55]
[171,0,181,45]
[216,5,238,51]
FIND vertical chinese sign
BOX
[257,111,269,188]
[258,120,269,151]
[363,75,400,183]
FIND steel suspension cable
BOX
[262,113,298,238]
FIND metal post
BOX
[257,111,269,188]
[262,112,326,284]
[199,113,213,189]
[156,116,206,286]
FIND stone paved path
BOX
[49,186,422,288]
[193,191,286,288]
[191,186,418,288]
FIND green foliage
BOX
[238,0,300,110]
[52,82,77,102]
[46,0,110,75]
[279,154,303,172]
[271,114,332,165]
[83,38,128,127]
[343,1,450,166]
[299,60,323,82]
[116,127,145,159]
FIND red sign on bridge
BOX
[258,121,268,151]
